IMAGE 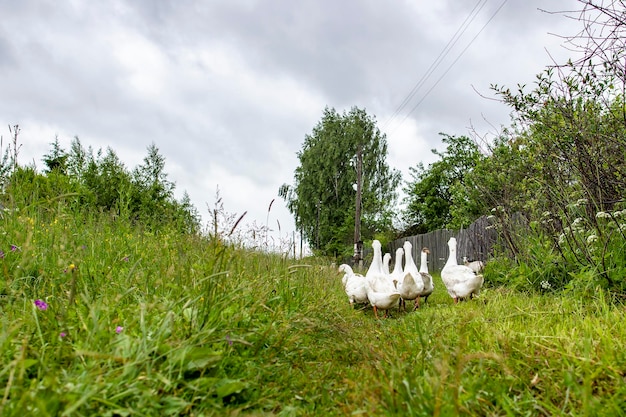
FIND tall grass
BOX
[1,203,626,416]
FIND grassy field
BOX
[1,208,626,416]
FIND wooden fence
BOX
[386,215,498,273]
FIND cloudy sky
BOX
[0,0,584,252]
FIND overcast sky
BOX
[0,0,584,253]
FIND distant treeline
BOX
[0,132,201,233]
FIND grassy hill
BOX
[1,207,625,416]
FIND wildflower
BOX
[68,264,76,271]
[225,334,233,346]
[60,332,67,338]
[541,211,551,218]
[34,299,48,311]
[577,198,588,205]
[540,280,552,290]
[10,245,18,252]
[587,235,598,244]
[115,326,124,334]
[122,256,129,262]
[596,211,611,219]
[0,250,4,259]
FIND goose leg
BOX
[373,305,379,319]
[413,298,420,311]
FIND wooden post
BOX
[354,144,363,266]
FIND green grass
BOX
[1,208,626,416]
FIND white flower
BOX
[540,280,552,289]
[541,211,551,218]
[558,234,566,245]
[572,218,586,231]
[596,211,611,219]
[613,210,626,218]
[586,235,598,244]
[577,198,588,205]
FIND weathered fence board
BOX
[387,215,498,273]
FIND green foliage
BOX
[0,136,14,190]
[42,136,68,175]
[281,106,401,256]
[3,137,201,234]
[480,55,626,294]
[66,136,88,181]
[403,134,483,233]
[82,146,134,212]
[131,142,176,224]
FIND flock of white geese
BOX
[338,237,484,318]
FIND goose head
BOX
[338,264,353,274]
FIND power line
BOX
[382,0,488,131]
[389,0,509,135]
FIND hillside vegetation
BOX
[1,200,625,416]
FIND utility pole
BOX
[353,144,363,267]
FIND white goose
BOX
[463,256,485,274]
[365,275,401,319]
[441,237,484,303]
[398,240,424,311]
[417,247,434,306]
[382,252,392,275]
[338,264,368,306]
[367,240,397,294]
[389,247,405,284]
[365,240,401,317]
[365,240,384,278]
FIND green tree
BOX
[173,190,201,234]
[132,143,175,222]
[82,147,134,212]
[66,136,88,181]
[42,135,68,175]
[280,106,400,256]
[403,134,482,233]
